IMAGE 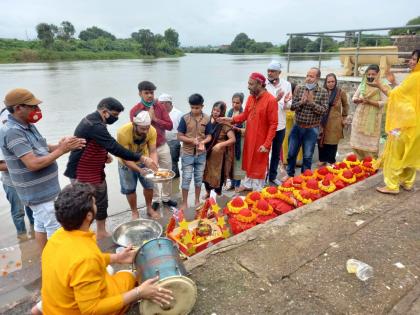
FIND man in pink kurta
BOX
[219,73,278,191]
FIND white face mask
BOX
[305,82,317,90]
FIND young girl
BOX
[203,101,236,197]
[226,93,246,192]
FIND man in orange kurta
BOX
[219,73,278,191]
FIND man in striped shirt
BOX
[65,97,157,239]
[1,88,86,250]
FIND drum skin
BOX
[135,238,197,315]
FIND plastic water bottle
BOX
[346,259,374,281]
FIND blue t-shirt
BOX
[0,115,60,206]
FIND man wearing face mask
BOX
[130,81,177,211]
[285,67,328,180]
[117,111,159,219]
[1,88,86,250]
[65,97,158,239]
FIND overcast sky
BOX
[0,0,418,46]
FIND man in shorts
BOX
[117,111,160,219]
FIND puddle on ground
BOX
[0,245,23,277]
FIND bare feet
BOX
[400,184,413,192]
[147,209,161,219]
[131,210,140,220]
[179,203,188,211]
[376,186,399,195]
[96,231,112,240]
[194,199,201,207]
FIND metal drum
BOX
[135,237,197,315]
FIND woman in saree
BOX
[318,73,349,165]
[203,101,236,197]
[350,64,390,159]
[226,92,246,192]
[374,49,420,194]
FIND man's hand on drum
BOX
[110,245,137,264]
[138,276,173,306]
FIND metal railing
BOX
[286,25,420,76]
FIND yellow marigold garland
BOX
[293,190,312,204]
[235,212,257,223]
[337,171,356,184]
[252,204,273,216]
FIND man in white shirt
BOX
[160,94,183,178]
[265,60,292,185]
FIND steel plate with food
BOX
[145,168,176,183]
[112,219,163,248]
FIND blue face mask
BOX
[305,82,317,90]
[141,98,154,108]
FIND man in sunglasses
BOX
[64,97,158,239]
[117,111,159,219]
[1,88,86,250]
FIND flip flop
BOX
[376,186,399,195]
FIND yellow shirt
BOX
[41,228,132,315]
[117,122,156,161]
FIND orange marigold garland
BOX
[338,169,356,184]
[278,179,294,192]
[228,208,257,235]
[319,178,336,195]
[253,199,277,224]
[315,166,331,180]
[344,153,360,167]
[351,165,366,181]
[291,176,304,189]
[261,186,279,199]
[301,169,315,181]
[245,191,262,207]
[226,196,248,216]
[293,189,313,204]
[252,199,274,216]
[302,178,321,196]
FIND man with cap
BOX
[218,73,278,191]
[0,107,35,240]
[130,81,177,210]
[64,97,158,239]
[117,111,159,219]
[160,93,183,179]
[266,60,292,186]
[0,88,86,250]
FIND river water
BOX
[0,53,341,247]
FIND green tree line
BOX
[0,21,183,63]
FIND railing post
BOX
[354,31,361,76]
[287,34,292,74]
[318,36,324,69]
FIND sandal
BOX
[376,186,399,195]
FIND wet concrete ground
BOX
[2,138,404,314]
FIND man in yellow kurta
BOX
[35,183,172,315]
[375,49,420,194]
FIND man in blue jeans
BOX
[177,94,212,211]
[285,68,328,179]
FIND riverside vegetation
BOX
[0,21,183,63]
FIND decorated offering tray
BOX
[145,168,176,183]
